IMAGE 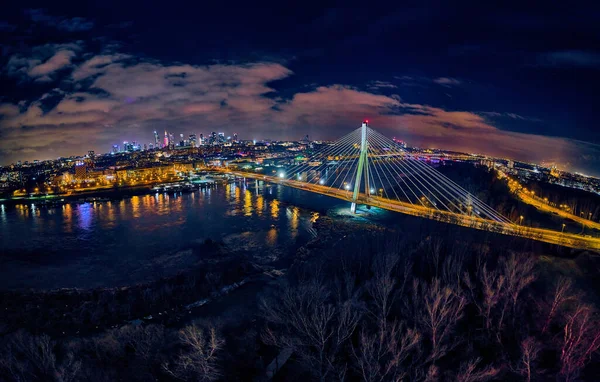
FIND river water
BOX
[0,180,348,290]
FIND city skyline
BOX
[1,4,600,175]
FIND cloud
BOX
[368,80,398,90]
[433,77,461,86]
[478,111,541,122]
[24,9,94,31]
[6,43,82,81]
[0,51,598,175]
[538,50,600,68]
[28,49,77,78]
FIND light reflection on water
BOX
[0,181,341,290]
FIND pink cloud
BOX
[1,53,598,175]
[28,49,77,77]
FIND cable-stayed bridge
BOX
[217,122,600,251]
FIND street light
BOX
[519,215,524,225]
[561,223,566,233]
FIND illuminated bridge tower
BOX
[350,121,370,213]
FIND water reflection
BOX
[77,203,93,231]
[244,190,253,216]
[266,227,278,246]
[271,199,280,219]
[256,195,264,216]
[63,203,73,233]
[0,182,328,289]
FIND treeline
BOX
[1,227,600,381]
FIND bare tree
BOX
[541,277,576,334]
[352,320,421,382]
[464,263,505,332]
[261,278,362,381]
[410,278,466,363]
[455,357,499,382]
[0,331,58,381]
[514,337,540,382]
[366,253,408,332]
[163,325,224,381]
[559,305,600,382]
[498,254,536,331]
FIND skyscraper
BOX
[164,130,169,148]
[189,134,197,147]
[112,144,119,153]
[154,131,160,148]
[233,133,238,143]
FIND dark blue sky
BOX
[1,2,599,175]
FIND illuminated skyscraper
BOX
[154,131,160,148]
[233,133,238,143]
[112,144,119,153]
[164,130,169,148]
[189,134,197,147]
[74,161,87,180]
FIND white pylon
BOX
[350,121,370,213]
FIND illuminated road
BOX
[497,170,600,231]
[219,169,600,251]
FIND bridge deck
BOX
[219,169,600,252]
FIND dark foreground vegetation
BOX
[1,216,600,381]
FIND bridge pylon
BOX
[350,121,370,213]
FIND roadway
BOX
[496,170,600,231]
[218,169,600,252]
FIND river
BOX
[0,180,348,290]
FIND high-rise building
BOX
[154,131,160,148]
[189,134,197,147]
[218,132,225,144]
[112,144,119,153]
[233,133,238,143]
[74,161,87,180]
[164,130,169,148]
[199,133,204,145]
[169,133,175,149]
[88,150,95,158]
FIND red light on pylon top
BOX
[364,120,369,124]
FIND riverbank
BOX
[0,180,220,207]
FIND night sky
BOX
[1,2,599,175]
